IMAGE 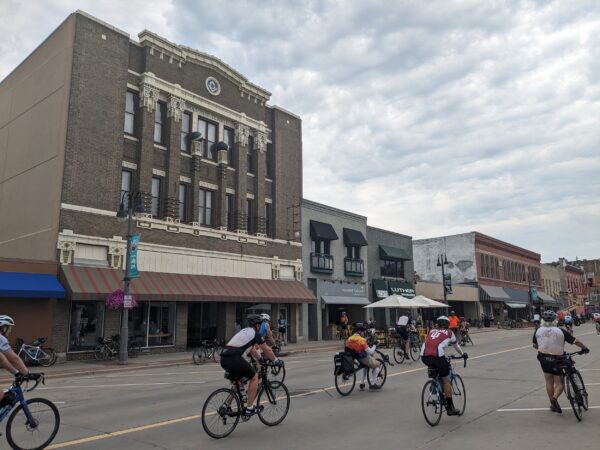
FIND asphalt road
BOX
[12,324,600,450]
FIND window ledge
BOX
[247,172,256,177]
[265,177,273,182]
[180,152,192,158]
[201,159,219,166]
[124,134,139,142]
[154,144,168,150]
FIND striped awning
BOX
[60,266,315,304]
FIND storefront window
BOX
[69,302,105,351]
[236,303,271,329]
[128,301,175,347]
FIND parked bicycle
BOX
[557,350,589,421]
[94,335,140,360]
[15,337,57,367]
[333,349,392,396]
[392,331,420,364]
[0,373,60,450]
[421,354,467,426]
[193,339,222,364]
[201,358,290,439]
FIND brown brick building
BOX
[0,11,314,357]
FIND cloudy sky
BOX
[1,0,599,262]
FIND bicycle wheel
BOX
[421,380,443,427]
[392,345,405,364]
[572,371,588,411]
[334,370,356,396]
[193,348,206,365]
[367,359,387,389]
[201,388,240,439]
[212,346,222,363]
[94,345,109,361]
[565,374,583,421]
[451,374,466,415]
[46,348,58,366]
[269,363,286,386]
[6,398,61,450]
[257,382,290,426]
[410,343,420,361]
[128,342,140,358]
[36,349,52,367]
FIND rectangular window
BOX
[197,118,217,160]
[247,136,254,173]
[124,91,138,135]
[68,302,105,351]
[346,245,360,259]
[265,143,272,178]
[265,203,272,237]
[311,239,330,255]
[226,194,234,230]
[199,189,213,226]
[154,102,166,144]
[129,301,175,347]
[246,199,253,233]
[121,170,132,209]
[380,259,404,278]
[178,184,187,222]
[180,112,191,152]
[151,177,161,218]
[224,127,235,167]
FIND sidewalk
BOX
[0,327,509,383]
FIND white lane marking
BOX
[580,369,600,372]
[37,381,206,390]
[497,406,600,412]
[584,383,600,386]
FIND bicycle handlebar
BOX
[447,354,468,368]
[563,350,587,357]
[14,373,45,392]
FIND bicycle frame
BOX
[0,384,36,428]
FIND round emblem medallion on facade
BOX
[205,77,221,96]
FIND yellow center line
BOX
[45,341,559,448]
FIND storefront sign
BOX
[128,234,141,278]
[123,294,133,309]
[388,281,416,298]
[531,287,538,303]
[321,280,366,298]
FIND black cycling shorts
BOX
[537,353,561,375]
[220,355,256,381]
[396,325,409,340]
[422,355,451,377]
[278,327,286,334]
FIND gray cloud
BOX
[1,0,599,261]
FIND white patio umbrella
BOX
[411,295,448,309]
[363,294,424,309]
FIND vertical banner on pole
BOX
[129,234,141,278]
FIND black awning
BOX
[372,279,389,300]
[379,245,411,261]
[343,228,368,246]
[309,220,339,241]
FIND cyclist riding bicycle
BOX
[0,315,40,408]
[345,323,383,390]
[421,316,468,416]
[448,311,459,336]
[259,313,275,345]
[562,315,574,334]
[220,314,282,416]
[532,310,589,414]
[396,312,411,359]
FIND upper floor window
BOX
[265,143,272,178]
[124,92,138,135]
[178,184,188,222]
[381,259,404,278]
[121,170,132,208]
[265,203,272,238]
[246,199,254,233]
[223,127,235,167]
[197,118,217,160]
[225,194,234,230]
[151,177,161,218]
[180,112,191,152]
[247,136,254,174]
[311,239,331,255]
[346,245,360,259]
[198,189,213,226]
[154,102,166,144]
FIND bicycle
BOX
[0,373,60,450]
[392,331,420,364]
[557,350,589,421]
[421,354,467,426]
[333,349,392,396]
[201,359,290,439]
[193,339,222,364]
[15,337,57,367]
[458,329,474,346]
[94,335,140,360]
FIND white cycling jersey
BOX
[0,334,10,353]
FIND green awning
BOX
[379,245,411,261]
[372,279,388,300]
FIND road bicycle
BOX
[0,373,60,450]
[421,354,467,426]
[458,329,474,346]
[392,331,420,364]
[15,337,57,367]
[193,339,222,364]
[201,359,290,439]
[557,350,589,421]
[333,349,392,396]
[94,335,140,360]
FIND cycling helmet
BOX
[247,314,263,327]
[564,315,573,325]
[260,313,271,322]
[450,311,456,315]
[436,316,450,328]
[542,310,557,323]
[353,322,367,331]
[0,315,15,327]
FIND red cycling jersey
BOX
[421,328,457,357]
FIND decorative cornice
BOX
[256,131,268,153]
[235,123,249,146]
[167,95,186,122]
[140,83,160,113]
[137,30,271,103]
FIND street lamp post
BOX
[116,191,144,365]
[437,253,449,304]
[524,269,537,318]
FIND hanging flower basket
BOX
[106,289,137,310]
